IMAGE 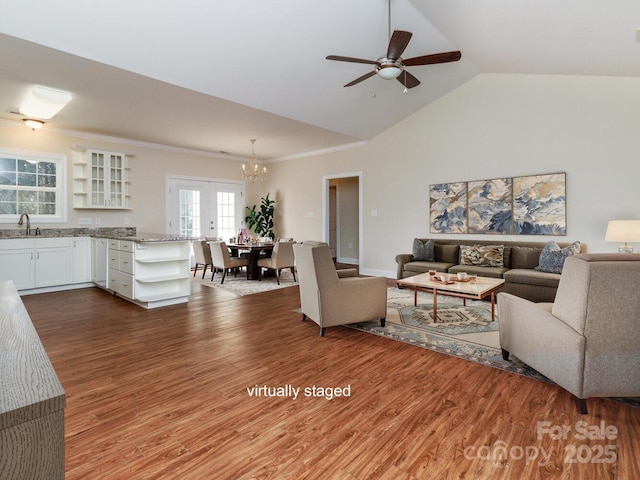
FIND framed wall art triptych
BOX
[429,173,566,235]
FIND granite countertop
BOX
[0,227,192,242]
[111,232,193,243]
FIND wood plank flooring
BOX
[21,281,640,479]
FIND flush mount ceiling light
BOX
[19,85,72,119]
[23,119,45,130]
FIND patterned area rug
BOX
[191,269,297,296]
[350,287,548,381]
[350,288,640,409]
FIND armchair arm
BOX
[498,292,586,398]
[337,269,358,278]
[395,253,413,279]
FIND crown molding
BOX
[0,118,368,163]
[270,140,368,163]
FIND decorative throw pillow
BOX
[535,241,581,274]
[412,238,434,262]
[459,245,505,267]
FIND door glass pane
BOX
[179,189,201,237]
[217,191,236,241]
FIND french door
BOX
[167,176,244,241]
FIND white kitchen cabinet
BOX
[72,237,92,283]
[72,149,130,209]
[0,238,72,290]
[107,239,190,308]
[0,245,34,290]
[108,240,135,298]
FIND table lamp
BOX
[604,220,640,253]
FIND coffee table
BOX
[397,273,505,322]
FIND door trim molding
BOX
[165,174,244,234]
[322,172,362,268]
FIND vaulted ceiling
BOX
[0,0,638,162]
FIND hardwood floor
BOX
[22,282,640,479]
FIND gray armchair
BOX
[498,253,640,413]
[293,242,387,336]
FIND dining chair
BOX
[209,241,249,284]
[192,240,213,279]
[257,240,296,284]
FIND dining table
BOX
[227,242,274,280]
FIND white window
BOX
[0,149,67,223]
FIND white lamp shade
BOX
[605,220,640,242]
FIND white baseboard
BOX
[336,256,359,265]
[18,283,94,296]
[359,268,395,279]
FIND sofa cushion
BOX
[448,264,508,279]
[459,244,505,267]
[511,246,543,269]
[412,238,434,261]
[504,268,561,288]
[404,261,454,274]
[535,241,581,274]
[435,244,460,264]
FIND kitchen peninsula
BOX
[0,228,192,309]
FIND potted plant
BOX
[245,193,275,240]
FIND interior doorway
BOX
[323,173,362,266]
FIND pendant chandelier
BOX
[241,139,267,183]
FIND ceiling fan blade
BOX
[387,30,412,60]
[344,70,377,87]
[402,51,462,67]
[397,70,420,89]
[326,55,378,65]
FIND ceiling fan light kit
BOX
[326,1,461,90]
[376,61,403,80]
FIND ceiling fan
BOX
[325,1,462,90]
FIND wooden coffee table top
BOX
[397,273,504,297]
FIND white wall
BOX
[3,73,639,278]
[268,73,640,277]
[0,122,266,233]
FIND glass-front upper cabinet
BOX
[73,148,130,209]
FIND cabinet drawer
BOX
[119,251,134,274]
[119,272,134,298]
[108,249,119,270]
[108,239,119,249]
[119,240,134,252]
[108,268,134,298]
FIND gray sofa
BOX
[395,239,587,303]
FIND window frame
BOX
[0,148,68,224]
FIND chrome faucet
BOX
[18,213,31,235]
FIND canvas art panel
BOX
[467,178,513,234]
[513,173,566,235]
[430,182,467,233]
